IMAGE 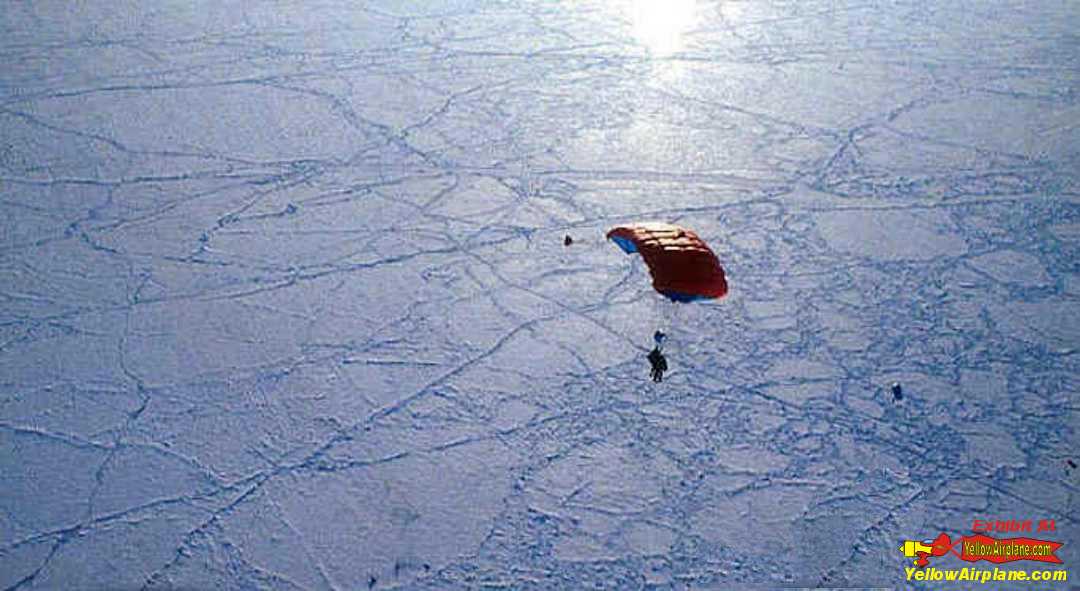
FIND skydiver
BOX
[647,346,667,382]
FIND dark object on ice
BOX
[891,382,903,401]
[647,346,668,382]
[564,234,573,246]
[1068,459,1077,471]
[653,330,666,347]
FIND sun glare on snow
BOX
[627,0,697,56]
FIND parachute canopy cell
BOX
[607,222,728,302]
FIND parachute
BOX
[607,222,728,302]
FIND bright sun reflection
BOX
[628,0,698,57]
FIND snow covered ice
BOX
[1,1,1078,589]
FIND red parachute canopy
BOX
[607,222,728,302]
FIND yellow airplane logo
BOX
[900,533,954,567]
[899,539,933,558]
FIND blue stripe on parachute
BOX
[611,235,638,254]
[662,291,710,303]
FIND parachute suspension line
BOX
[648,296,663,350]
[666,299,684,346]
[651,297,680,350]
[663,299,676,334]
[650,296,669,332]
